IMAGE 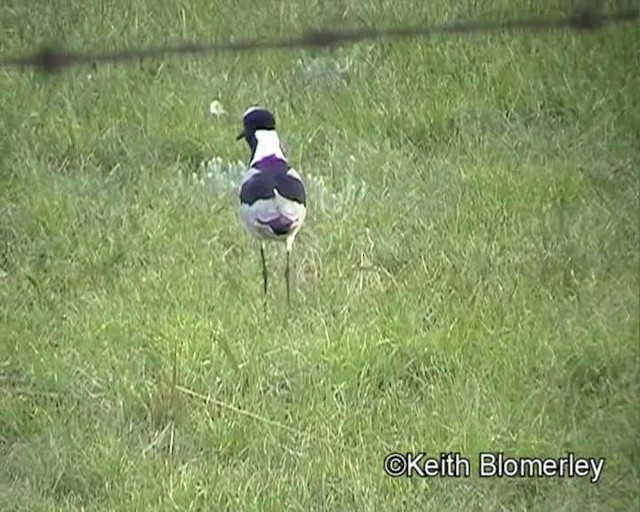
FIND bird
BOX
[236,106,307,306]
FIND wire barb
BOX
[0,7,637,75]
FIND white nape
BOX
[251,130,286,165]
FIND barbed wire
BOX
[0,6,637,75]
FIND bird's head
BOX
[236,106,276,149]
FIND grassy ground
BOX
[1,1,639,510]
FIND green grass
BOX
[1,1,639,510]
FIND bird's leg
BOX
[260,243,268,303]
[285,246,291,307]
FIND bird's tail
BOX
[261,216,294,235]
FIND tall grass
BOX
[1,1,638,510]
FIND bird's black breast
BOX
[240,156,306,206]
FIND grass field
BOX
[1,1,639,510]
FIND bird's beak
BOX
[236,131,244,141]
